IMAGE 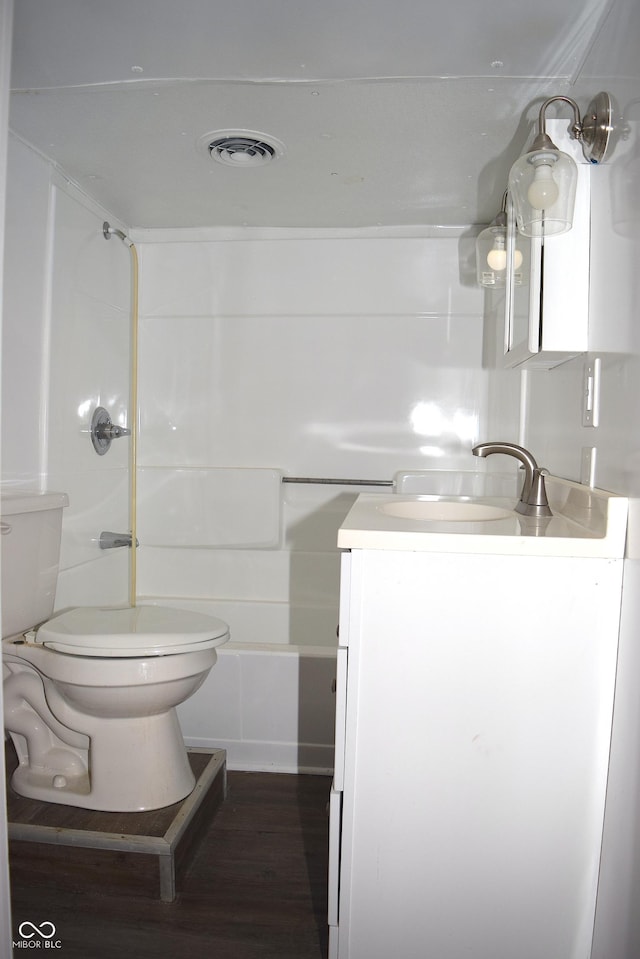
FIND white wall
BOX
[45,183,132,608]
[2,138,132,609]
[1,136,50,484]
[521,84,640,958]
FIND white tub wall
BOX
[178,640,338,773]
[135,231,489,624]
[135,234,486,474]
[144,594,337,772]
[134,231,493,771]
[1,135,132,608]
[2,135,50,484]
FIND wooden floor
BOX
[9,770,331,959]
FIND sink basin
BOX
[338,480,629,557]
[379,500,514,522]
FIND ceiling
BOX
[8,0,638,230]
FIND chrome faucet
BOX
[472,442,552,517]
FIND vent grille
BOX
[207,135,279,167]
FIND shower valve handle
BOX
[90,406,131,455]
[98,422,131,440]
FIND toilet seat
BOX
[33,606,230,658]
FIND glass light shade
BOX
[508,147,578,237]
[476,224,526,288]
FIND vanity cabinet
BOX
[328,545,624,959]
[498,120,591,370]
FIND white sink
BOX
[338,478,629,557]
[380,500,513,523]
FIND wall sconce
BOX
[508,92,613,237]
[476,192,526,288]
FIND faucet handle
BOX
[515,468,552,517]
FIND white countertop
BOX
[337,476,629,557]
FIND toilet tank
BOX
[1,489,69,638]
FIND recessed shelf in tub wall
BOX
[137,468,281,548]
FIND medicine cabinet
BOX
[498,120,591,370]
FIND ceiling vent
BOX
[199,130,285,168]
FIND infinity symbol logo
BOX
[18,921,56,939]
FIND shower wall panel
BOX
[2,136,132,608]
[135,232,488,646]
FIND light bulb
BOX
[486,233,507,271]
[487,244,524,272]
[527,161,559,210]
[486,246,507,271]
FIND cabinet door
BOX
[333,647,348,791]
[340,549,622,959]
[328,785,343,928]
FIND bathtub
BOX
[146,597,338,774]
[135,474,518,774]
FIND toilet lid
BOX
[34,606,230,658]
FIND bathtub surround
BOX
[133,228,492,768]
[2,141,133,608]
[3,142,502,770]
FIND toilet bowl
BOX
[3,605,229,811]
[1,490,230,811]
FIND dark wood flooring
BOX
[9,771,331,959]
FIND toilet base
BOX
[8,708,196,812]
[11,761,91,803]
[7,744,227,901]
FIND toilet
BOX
[1,489,229,812]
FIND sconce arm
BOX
[532,92,613,164]
[537,96,583,140]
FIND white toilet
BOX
[1,489,229,812]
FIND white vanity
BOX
[328,477,628,959]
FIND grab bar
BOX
[282,476,393,487]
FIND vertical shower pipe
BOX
[103,222,139,608]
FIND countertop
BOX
[337,475,628,557]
